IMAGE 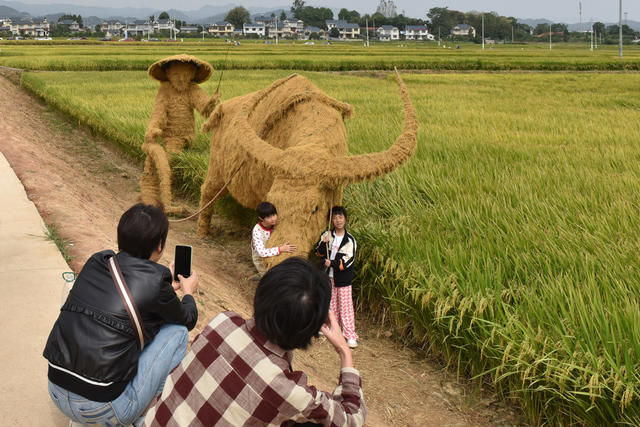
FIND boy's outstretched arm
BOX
[252,227,280,257]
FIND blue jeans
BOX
[48,324,188,426]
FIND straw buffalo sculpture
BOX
[196,70,418,269]
[140,54,220,214]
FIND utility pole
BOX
[511,25,514,43]
[275,15,278,45]
[438,26,440,46]
[579,1,582,32]
[365,17,369,47]
[481,14,484,50]
[549,24,552,50]
[590,24,593,51]
[619,0,623,58]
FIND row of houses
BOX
[242,20,435,41]
[1,16,457,41]
[0,18,51,36]
[100,17,436,41]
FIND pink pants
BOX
[329,278,358,341]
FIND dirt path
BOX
[0,74,521,426]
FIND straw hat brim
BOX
[148,54,213,83]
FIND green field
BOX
[14,44,640,424]
[1,41,639,71]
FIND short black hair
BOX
[257,202,277,219]
[117,203,169,260]
[330,205,348,222]
[254,257,330,351]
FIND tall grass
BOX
[2,42,639,71]
[21,69,640,424]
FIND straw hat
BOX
[148,54,213,83]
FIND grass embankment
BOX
[2,42,639,71]
[21,69,640,425]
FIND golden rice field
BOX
[0,41,639,71]
[17,60,640,425]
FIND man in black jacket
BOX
[43,203,198,426]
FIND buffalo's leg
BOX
[197,170,227,236]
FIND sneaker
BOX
[347,339,358,348]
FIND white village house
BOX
[405,25,434,41]
[208,22,234,37]
[100,20,124,37]
[4,18,51,36]
[243,23,266,37]
[299,26,327,40]
[377,25,399,41]
[58,19,81,32]
[451,23,476,37]
[325,20,360,39]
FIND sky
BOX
[13,1,640,23]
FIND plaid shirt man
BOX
[143,311,366,426]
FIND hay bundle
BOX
[197,70,418,268]
[139,55,219,213]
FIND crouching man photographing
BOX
[43,203,198,426]
[144,257,366,427]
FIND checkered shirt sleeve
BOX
[143,312,366,427]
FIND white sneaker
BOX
[347,339,358,348]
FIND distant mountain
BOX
[519,18,553,27]
[1,0,638,31]
[518,17,640,32]
[567,20,640,32]
[194,8,289,25]
[0,1,157,19]
[0,1,290,24]
[0,4,28,18]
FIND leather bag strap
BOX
[107,256,146,350]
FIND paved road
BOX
[0,152,68,426]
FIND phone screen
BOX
[174,245,192,282]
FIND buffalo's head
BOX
[232,70,418,269]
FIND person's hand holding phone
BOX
[169,261,181,291]
[177,270,198,296]
[168,262,198,294]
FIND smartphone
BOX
[173,245,192,282]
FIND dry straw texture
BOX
[198,70,417,268]
[140,57,219,212]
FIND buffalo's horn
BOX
[321,68,418,184]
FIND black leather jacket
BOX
[43,250,198,401]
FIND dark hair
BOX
[254,257,330,351]
[329,205,348,222]
[117,203,169,260]
[257,201,277,219]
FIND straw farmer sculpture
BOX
[140,54,220,214]
[197,70,418,269]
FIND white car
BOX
[303,41,314,45]
[36,37,53,40]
